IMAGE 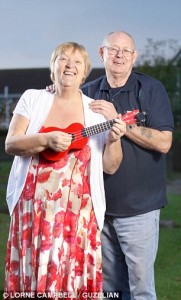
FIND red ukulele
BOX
[40,109,143,161]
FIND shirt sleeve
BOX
[145,80,174,131]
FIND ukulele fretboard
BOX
[82,119,116,137]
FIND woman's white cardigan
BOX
[6,89,107,230]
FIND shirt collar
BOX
[100,72,137,92]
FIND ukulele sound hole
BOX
[70,133,75,142]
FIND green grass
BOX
[0,213,10,296]
[0,161,11,297]
[0,160,12,182]
[0,161,180,299]
[155,194,181,300]
[0,161,11,211]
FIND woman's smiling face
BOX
[53,48,86,88]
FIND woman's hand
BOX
[103,115,125,175]
[46,131,72,152]
[108,116,126,142]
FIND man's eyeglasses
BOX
[103,46,135,57]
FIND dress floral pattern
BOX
[4,144,102,299]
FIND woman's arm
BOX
[103,118,126,174]
[5,114,72,156]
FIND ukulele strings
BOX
[69,115,137,141]
[70,119,116,141]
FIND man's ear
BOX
[133,50,138,65]
[98,46,104,61]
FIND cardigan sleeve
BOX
[13,89,34,119]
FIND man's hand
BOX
[89,100,118,120]
[46,84,56,93]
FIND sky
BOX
[0,0,181,70]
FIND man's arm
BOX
[89,99,173,154]
[126,124,172,153]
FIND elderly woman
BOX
[4,42,126,298]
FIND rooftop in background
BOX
[0,67,106,129]
[0,68,105,94]
[0,68,51,94]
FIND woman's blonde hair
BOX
[50,42,91,85]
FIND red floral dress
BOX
[4,144,102,299]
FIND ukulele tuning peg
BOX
[136,111,147,126]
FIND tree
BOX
[136,39,181,139]
[135,39,181,171]
[136,38,180,66]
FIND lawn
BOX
[155,194,181,300]
[0,161,180,299]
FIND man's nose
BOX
[116,49,124,57]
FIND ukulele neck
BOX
[82,119,116,137]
